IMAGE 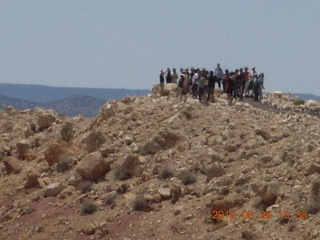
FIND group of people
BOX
[159,64,265,106]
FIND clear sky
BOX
[1,0,320,95]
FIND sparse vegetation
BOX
[56,155,74,173]
[60,122,75,143]
[132,195,147,211]
[158,165,175,180]
[80,198,98,215]
[114,164,131,180]
[293,99,305,105]
[179,171,197,185]
[116,184,128,194]
[103,193,117,206]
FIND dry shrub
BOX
[132,195,146,211]
[179,171,197,185]
[80,198,97,215]
[113,164,131,181]
[116,184,128,194]
[158,165,175,180]
[60,122,75,143]
[56,155,74,173]
[103,193,117,206]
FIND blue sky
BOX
[1,0,320,95]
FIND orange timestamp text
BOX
[212,210,308,220]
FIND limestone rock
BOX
[100,146,116,157]
[306,164,320,175]
[202,162,226,180]
[3,156,23,174]
[253,181,281,204]
[118,154,140,179]
[38,112,56,130]
[44,182,63,197]
[305,100,319,107]
[224,143,240,152]
[44,141,73,166]
[158,187,171,200]
[16,140,31,160]
[98,103,116,121]
[201,148,223,164]
[76,152,110,180]
[142,129,180,154]
[254,128,271,140]
[211,197,235,212]
[163,83,179,96]
[24,171,40,188]
[83,131,106,153]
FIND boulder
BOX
[234,102,244,111]
[16,140,31,160]
[38,112,56,130]
[83,131,106,153]
[44,182,63,197]
[201,148,223,163]
[273,91,283,98]
[253,181,281,205]
[98,103,116,121]
[211,197,235,212]
[158,187,171,200]
[142,129,180,154]
[117,154,140,179]
[76,152,110,180]
[44,141,73,166]
[254,128,271,140]
[100,146,116,157]
[306,164,320,175]
[162,83,179,96]
[202,162,226,180]
[3,156,23,174]
[24,170,40,188]
[305,100,319,107]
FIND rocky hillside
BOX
[0,87,320,240]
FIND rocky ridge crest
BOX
[0,88,320,240]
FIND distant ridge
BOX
[291,93,320,101]
[0,83,151,103]
[0,83,151,117]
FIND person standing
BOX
[207,71,216,102]
[165,68,172,84]
[215,63,224,89]
[248,67,257,97]
[171,68,179,84]
[244,67,250,97]
[159,69,165,96]
[223,69,233,106]
[191,69,200,98]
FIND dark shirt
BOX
[159,74,164,83]
[208,75,216,88]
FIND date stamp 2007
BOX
[212,210,308,220]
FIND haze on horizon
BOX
[1,1,320,95]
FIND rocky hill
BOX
[0,86,320,240]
